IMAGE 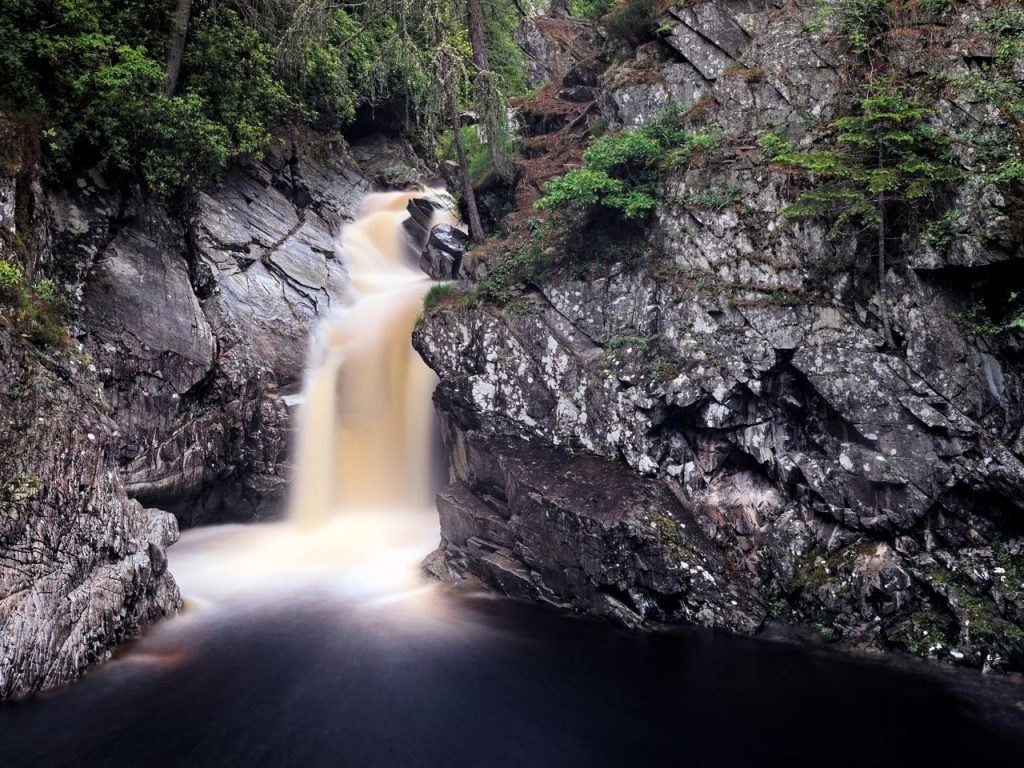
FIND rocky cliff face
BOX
[0,128,425,696]
[0,322,180,699]
[416,2,1024,671]
[41,134,424,526]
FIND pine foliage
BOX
[760,78,961,236]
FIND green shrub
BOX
[285,8,388,127]
[761,78,960,236]
[0,3,258,192]
[0,260,21,301]
[762,77,961,345]
[182,8,289,148]
[539,168,652,218]
[819,0,891,55]
[569,0,618,20]
[0,1,401,193]
[537,106,720,220]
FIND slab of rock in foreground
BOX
[428,425,766,633]
[0,327,180,699]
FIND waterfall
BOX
[167,190,457,605]
[289,191,449,527]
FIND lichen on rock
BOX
[415,0,1024,671]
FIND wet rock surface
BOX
[0,327,180,699]
[35,135,425,526]
[416,3,1024,669]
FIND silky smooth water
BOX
[1,564,1022,768]
[1,192,1022,767]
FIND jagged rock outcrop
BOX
[0,326,180,699]
[416,3,1024,670]
[515,14,595,87]
[424,405,766,632]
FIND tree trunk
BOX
[444,63,486,243]
[550,0,571,17]
[466,0,490,72]
[875,145,895,349]
[162,0,194,97]
[877,197,895,349]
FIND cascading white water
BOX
[289,191,445,526]
[167,190,458,606]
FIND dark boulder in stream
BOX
[419,224,468,281]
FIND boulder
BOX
[419,224,468,280]
[431,422,766,633]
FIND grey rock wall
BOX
[0,327,180,699]
[416,2,1024,670]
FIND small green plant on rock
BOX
[690,182,743,211]
[569,0,617,20]
[0,262,68,347]
[605,334,649,352]
[920,209,962,250]
[0,260,22,302]
[814,620,837,641]
[651,357,678,382]
[888,610,955,657]
[1,473,39,504]
[537,105,721,221]
[423,284,462,311]
[952,292,1024,338]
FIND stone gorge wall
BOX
[416,1,1024,670]
[0,322,181,699]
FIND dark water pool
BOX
[2,583,1022,768]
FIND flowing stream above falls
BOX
[2,192,1023,767]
